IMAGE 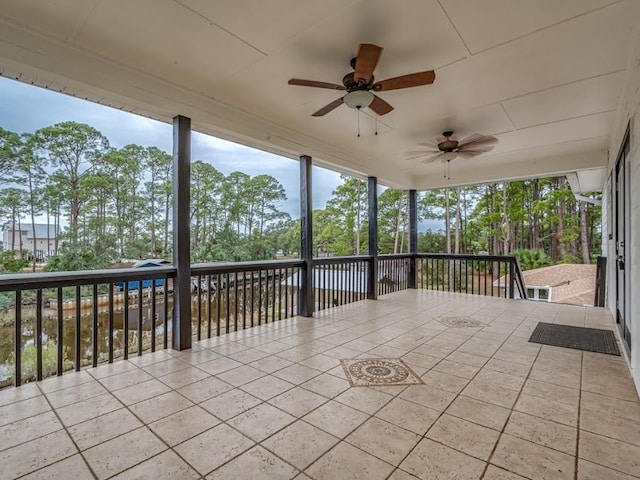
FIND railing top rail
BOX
[416,253,519,262]
[191,259,304,275]
[0,265,177,292]
[378,254,412,260]
[312,255,372,265]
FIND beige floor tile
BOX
[45,380,107,408]
[306,441,394,480]
[421,370,469,393]
[492,434,574,480]
[216,364,266,387]
[491,349,537,366]
[157,366,211,389]
[431,359,481,379]
[303,400,369,438]
[127,350,174,367]
[401,352,440,370]
[207,445,298,479]
[388,469,420,480]
[334,387,394,414]
[298,354,341,372]
[227,347,271,363]
[520,379,579,406]
[273,364,321,384]
[578,430,640,477]
[398,385,457,411]
[346,417,420,465]
[240,375,295,401]
[0,382,41,407]
[174,423,254,475]
[20,454,92,479]
[473,368,526,392]
[249,354,294,373]
[262,420,339,469]
[112,450,199,479]
[68,408,142,450]
[38,370,94,393]
[197,356,243,375]
[0,411,62,452]
[200,388,262,420]
[177,376,234,403]
[149,405,220,446]
[110,378,171,406]
[445,350,489,367]
[55,393,122,427]
[268,386,328,417]
[229,403,296,442]
[375,397,440,435]
[210,342,250,355]
[88,360,139,379]
[505,411,577,455]
[483,465,529,480]
[129,390,194,424]
[577,458,639,480]
[446,395,510,431]
[400,438,486,480]
[0,395,51,427]
[171,349,222,366]
[580,391,640,423]
[83,427,166,479]
[0,430,77,479]
[427,413,500,461]
[514,393,578,427]
[99,368,154,391]
[580,407,640,446]
[461,378,519,408]
[301,373,350,398]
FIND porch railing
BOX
[0,253,527,387]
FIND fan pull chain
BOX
[375,115,378,135]
[446,159,451,180]
[357,107,361,137]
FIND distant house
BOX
[496,263,597,306]
[2,223,59,260]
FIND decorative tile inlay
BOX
[340,358,424,387]
[438,316,485,328]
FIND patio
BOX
[1,289,638,480]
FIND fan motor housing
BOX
[342,72,374,92]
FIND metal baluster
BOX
[151,280,157,352]
[243,272,247,328]
[137,282,143,356]
[75,286,81,371]
[14,291,21,386]
[250,271,255,327]
[124,283,129,359]
[163,276,169,349]
[57,288,63,374]
[235,272,239,331]
[271,268,276,322]
[258,270,263,326]
[207,275,212,338]
[92,284,98,368]
[216,273,221,336]
[197,274,202,341]
[36,289,43,381]
[225,273,230,333]
[108,283,114,363]
[278,268,282,321]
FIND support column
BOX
[409,189,418,289]
[172,115,192,350]
[299,155,314,317]
[368,177,378,300]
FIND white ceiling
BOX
[0,0,633,189]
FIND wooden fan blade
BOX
[456,151,482,158]
[404,150,434,160]
[312,97,344,116]
[369,95,394,116]
[420,153,444,164]
[354,44,382,83]
[417,142,439,148]
[457,135,498,149]
[288,79,345,90]
[372,71,435,91]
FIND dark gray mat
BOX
[528,322,620,356]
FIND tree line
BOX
[0,121,601,274]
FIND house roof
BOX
[499,263,596,306]
[0,1,635,190]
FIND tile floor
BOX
[1,290,639,479]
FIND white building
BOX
[2,223,59,260]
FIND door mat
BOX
[528,322,620,356]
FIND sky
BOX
[0,76,441,231]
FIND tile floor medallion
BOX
[437,316,485,328]
[340,358,424,387]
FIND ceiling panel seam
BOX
[436,0,472,57]
[462,0,626,56]
[172,0,268,56]
[508,109,617,131]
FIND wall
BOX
[606,1,640,393]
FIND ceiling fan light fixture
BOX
[344,90,374,109]
[442,152,457,161]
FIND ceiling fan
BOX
[405,131,498,164]
[288,43,435,117]
[404,131,498,179]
